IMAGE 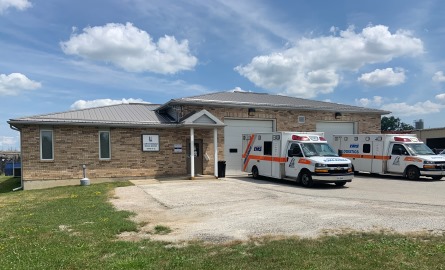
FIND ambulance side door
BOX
[371,141,383,173]
[386,143,408,173]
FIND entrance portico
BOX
[179,109,225,179]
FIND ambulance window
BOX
[264,141,272,156]
[391,144,407,155]
[363,144,371,153]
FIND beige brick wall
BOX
[21,125,216,188]
[20,105,381,189]
[181,105,381,133]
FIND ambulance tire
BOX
[300,171,314,187]
[335,181,347,187]
[432,176,442,180]
[252,166,260,179]
[405,166,420,180]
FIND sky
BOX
[1,0,445,150]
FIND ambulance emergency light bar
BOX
[291,135,327,141]
[393,136,420,142]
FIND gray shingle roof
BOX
[8,103,176,127]
[161,91,390,114]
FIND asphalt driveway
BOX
[111,174,445,243]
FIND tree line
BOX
[381,116,414,132]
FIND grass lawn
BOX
[0,175,444,269]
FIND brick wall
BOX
[21,125,215,188]
[20,105,380,189]
[181,105,381,133]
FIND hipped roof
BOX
[8,91,389,128]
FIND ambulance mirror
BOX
[287,150,293,157]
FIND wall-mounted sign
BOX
[142,135,159,151]
[174,144,182,153]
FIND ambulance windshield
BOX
[405,143,435,155]
[301,143,337,157]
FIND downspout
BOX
[10,124,23,191]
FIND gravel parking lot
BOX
[111,174,445,243]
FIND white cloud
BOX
[380,100,443,116]
[355,96,383,107]
[436,93,445,104]
[358,68,405,87]
[432,71,445,83]
[236,25,423,98]
[0,136,17,148]
[61,22,198,74]
[0,72,41,95]
[0,0,31,13]
[70,98,150,110]
[228,86,252,92]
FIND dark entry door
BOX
[186,139,203,175]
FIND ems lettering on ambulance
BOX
[343,144,359,154]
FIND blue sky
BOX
[1,0,445,150]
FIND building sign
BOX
[142,135,159,151]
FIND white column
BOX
[190,127,195,179]
[214,127,218,178]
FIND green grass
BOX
[0,176,444,269]
[0,174,21,193]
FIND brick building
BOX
[8,91,389,190]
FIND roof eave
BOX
[7,120,180,129]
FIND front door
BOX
[386,143,407,173]
[187,139,203,175]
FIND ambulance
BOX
[241,132,353,187]
[332,134,445,180]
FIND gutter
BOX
[9,124,23,191]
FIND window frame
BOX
[99,130,111,160]
[40,129,54,161]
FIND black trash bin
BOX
[217,160,226,178]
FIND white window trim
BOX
[40,129,54,161]
[99,130,111,160]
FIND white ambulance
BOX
[332,134,445,180]
[242,132,353,187]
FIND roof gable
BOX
[180,109,224,127]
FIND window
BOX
[40,130,53,160]
[264,141,272,156]
[99,131,111,159]
[363,144,371,153]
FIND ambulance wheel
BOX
[432,176,442,180]
[300,171,313,187]
[406,166,420,180]
[252,166,260,179]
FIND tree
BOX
[381,116,414,132]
